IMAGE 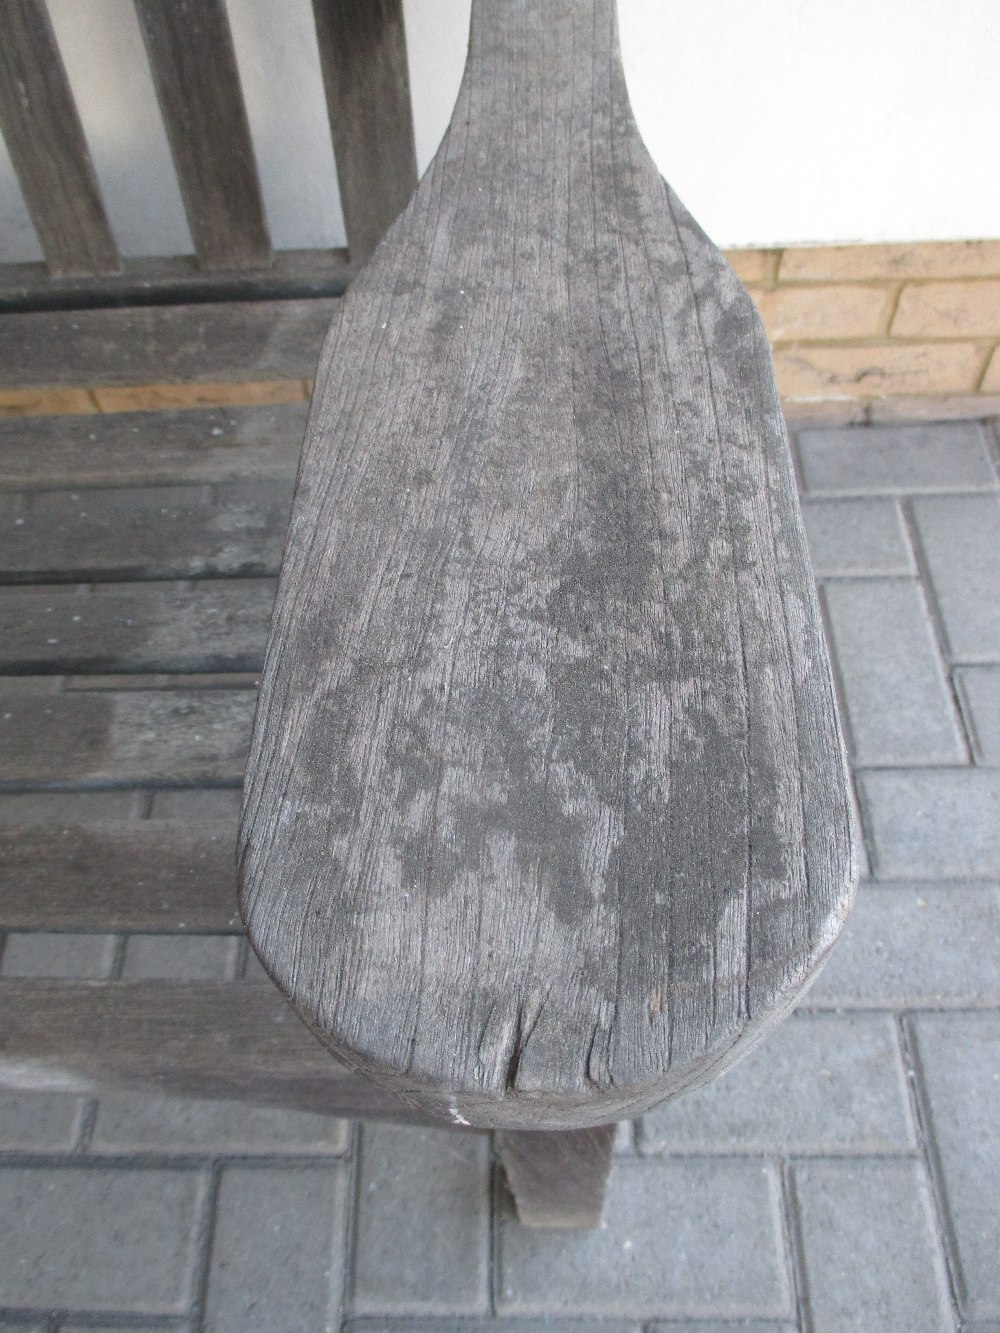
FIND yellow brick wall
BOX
[727,239,1000,422]
[2,241,998,423]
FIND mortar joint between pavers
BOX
[895,1014,966,1326]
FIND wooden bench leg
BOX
[495,1124,616,1229]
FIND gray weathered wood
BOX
[0,480,291,583]
[0,0,120,277]
[241,0,856,1132]
[0,580,274,674]
[0,822,240,931]
[496,1125,616,1228]
[134,0,271,271]
[311,0,418,264]
[0,980,436,1122]
[0,250,350,315]
[0,299,335,388]
[0,405,304,490]
[0,685,253,787]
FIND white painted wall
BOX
[2,0,997,263]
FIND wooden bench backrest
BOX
[0,0,416,297]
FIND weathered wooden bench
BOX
[0,0,855,1229]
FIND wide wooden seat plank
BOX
[0,822,241,932]
[0,479,291,583]
[240,0,856,1131]
[0,406,305,489]
[0,685,253,787]
[0,579,275,674]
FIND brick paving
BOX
[1,418,998,1330]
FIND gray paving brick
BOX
[0,1092,85,1151]
[807,882,1000,1007]
[59,1326,192,1333]
[911,1012,1000,1317]
[792,1159,952,1332]
[648,1324,795,1332]
[0,1165,205,1314]
[859,770,1000,878]
[120,933,241,980]
[341,1323,792,1333]
[344,1323,643,1333]
[350,1124,490,1316]
[796,422,998,495]
[823,579,964,765]
[956,667,1000,762]
[911,494,1000,661]
[0,930,118,978]
[802,498,914,576]
[497,1159,791,1318]
[203,1163,348,1333]
[639,1013,912,1154]
[91,1092,349,1155]
[0,1323,47,1332]
[149,787,242,820]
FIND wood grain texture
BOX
[0,980,436,1122]
[0,821,240,932]
[0,300,335,388]
[240,0,856,1131]
[0,480,291,583]
[0,405,305,489]
[0,0,120,277]
[496,1124,615,1228]
[311,0,418,264]
[0,686,253,787]
[0,580,274,674]
[0,250,350,315]
[134,0,270,271]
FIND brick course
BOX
[892,280,1000,338]
[773,341,983,399]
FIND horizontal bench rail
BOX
[0,980,432,1123]
[0,300,334,388]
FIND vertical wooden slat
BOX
[311,0,418,265]
[134,0,271,271]
[0,0,120,277]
